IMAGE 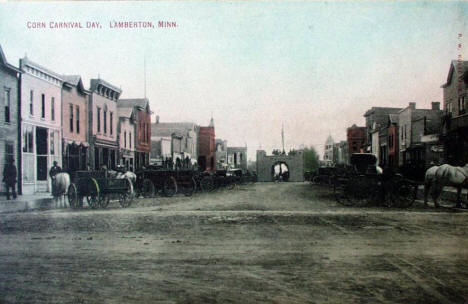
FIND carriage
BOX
[332,153,415,208]
[195,169,257,192]
[137,166,198,197]
[67,170,134,209]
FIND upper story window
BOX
[97,107,101,133]
[110,112,113,135]
[129,132,132,149]
[76,106,80,134]
[51,97,55,121]
[69,105,74,132]
[124,131,127,148]
[4,88,10,123]
[103,110,107,134]
[29,90,34,115]
[459,96,466,115]
[41,94,45,118]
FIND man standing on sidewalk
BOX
[3,158,17,200]
[49,161,61,196]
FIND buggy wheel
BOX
[394,180,415,208]
[119,192,131,208]
[333,177,352,206]
[99,195,110,208]
[67,184,79,209]
[312,176,320,185]
[141,178,155,198]
[183,177,197,197]
[200,176,214,192]
[163,176,177,197]
[86,177,100,209]
[344,176,374,207]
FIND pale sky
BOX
[1,1,467,160]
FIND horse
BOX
[51,172,71,208]
[424,164,468,208]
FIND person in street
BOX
[3,158,17,200]
[49,161,62,196]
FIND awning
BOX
[64,140,89,147]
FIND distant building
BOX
[198,118,215,172]
[227,146,247,171]
[346,124,366,158]
[323,135,334,166]
[0,44,21,194]
[215,139,228,169]
[364,107,402,152]
[19,57,62,194]
[61,75,90,173]
[117,104,136,171]
[151,120,199,165]
[333,141,349,165]
[88,78,122,170]
[398,102,443,169]
[118,98,151,170]
[441,60,468,165]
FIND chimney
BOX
[155,115,160,124]
[409,102,416,110]
[431,102,440,110]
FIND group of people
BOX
[2,159,62,200]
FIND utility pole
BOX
[144,55,147,98]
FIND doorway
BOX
[36,127,48,181]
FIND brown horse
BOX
[424,164,468,208]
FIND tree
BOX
[303,146,320,173]
[272,149,281,155]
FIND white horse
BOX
[52,172,71,208]
[115,171,136,198]
[424,164,468,208]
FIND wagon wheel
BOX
[227,178,236,190]
[312,176,320,185]
[99,194,110,209]
[67,183,79,209]
[332,176,352,206]
[141,178,155,198]
[343,175,375,207]
[393,180,415,208]
[119,179,133,208]
[86,177,100,209]
[163,176,178,197]
[183,177,197,197]
[200,176,214,192]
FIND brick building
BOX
[88,78,121,170]
[61,75,89,173]
[198,118,215,172]
[0,44,21,194]
[441,60,468,165]
[19,57,62,194]
[346,124,366,158]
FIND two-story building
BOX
[198,118,215,172]
[227,146,247,171]
[117,102,136,171]
[61,75,89,173]
[215,139,228,169]
[346,124,366,158]
[0,44,21,194]
[19,57,62,194]
[364,107,402,152]
[441,60,468,165]
[88,78,121,170]
[118,98,151,170]
[398,102,443,168]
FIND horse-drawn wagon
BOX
[137,166,197,197]
[332,153,415,208]
[67,170,134,209]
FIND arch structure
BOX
[256,150,305,182]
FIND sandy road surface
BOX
[1,183,468,303]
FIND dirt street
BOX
[1,182,468,304]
